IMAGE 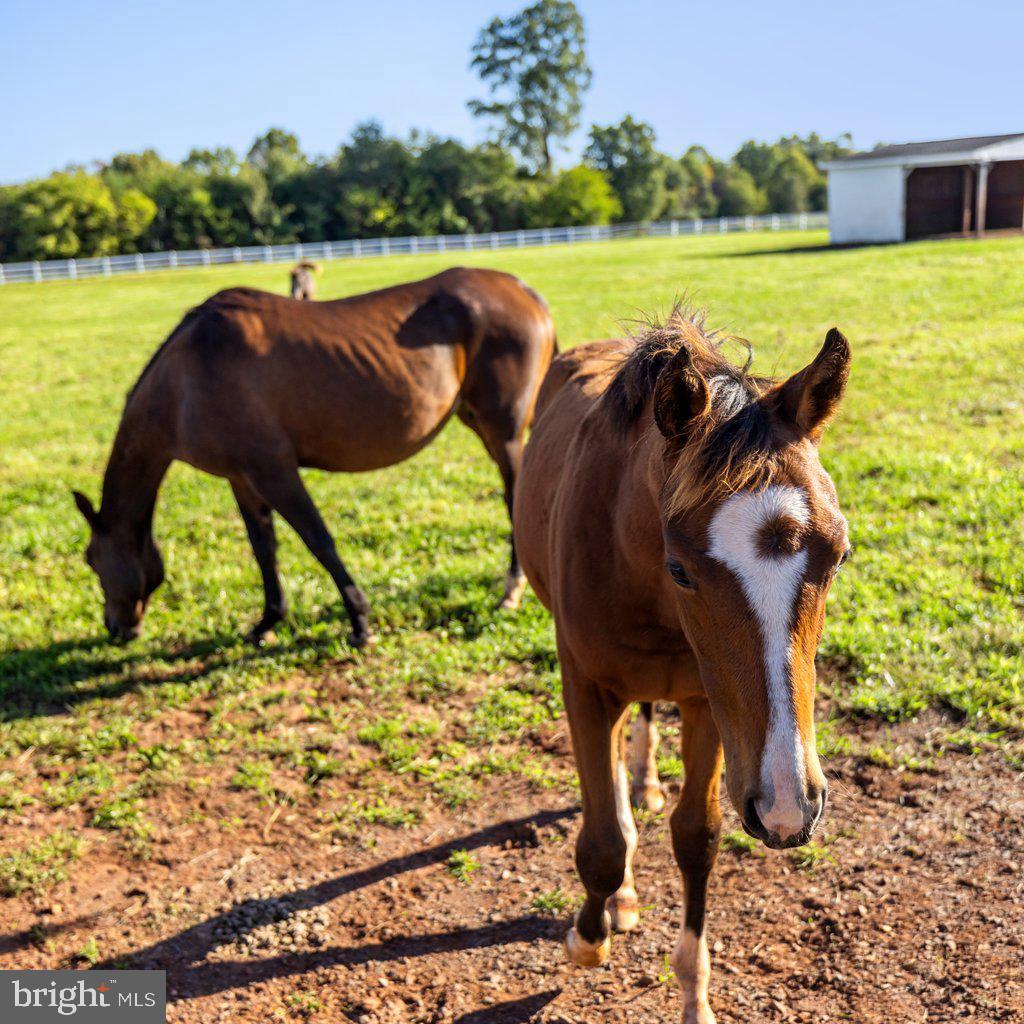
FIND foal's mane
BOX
[604,304,784,513]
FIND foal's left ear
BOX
[775,328,851,440]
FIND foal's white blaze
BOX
[707,486,810,842]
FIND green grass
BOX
[0,230,1022,879]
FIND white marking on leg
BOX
[500,570,527,609]
[707,486,809,841]
[608,760,640,931]
[673,916,715,1023]
[629,709,664,811]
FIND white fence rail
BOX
[0,212,828,286]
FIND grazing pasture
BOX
[1,231,1022,1022]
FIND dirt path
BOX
[2,719,1023,1024]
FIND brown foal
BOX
[290,261,320,300]
[514,308,851,1022]
[74,267,556,645]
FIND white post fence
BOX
[0,213,828,285]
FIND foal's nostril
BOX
[742,795,765,838]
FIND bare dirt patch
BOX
[1,715,1022,1024]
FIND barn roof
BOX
[823,132,1024,170]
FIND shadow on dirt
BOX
[0,631,264,721]
[452,991,561,1023]
[105,808,576,1001]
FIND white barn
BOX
[823,133,1024,244]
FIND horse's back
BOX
[138,270,555,475]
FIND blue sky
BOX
[2,0,1022,184]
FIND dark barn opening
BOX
[985,161,1024,230]
[905,166,973,238]
[905,159,1024,240]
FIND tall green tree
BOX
[584,116,665,223]
[529,165,620,226]
[246,128,306,189]
[468,0,591,174]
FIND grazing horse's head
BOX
[644,312,851,849]
[73,491,164,641]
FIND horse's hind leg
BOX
[607,723,641,933]
[630,702,666,812]
[230,478,286,643]
[562,655,630,966]
[457,407,527,609]
[670,700,724,1024]
[246,464,372,647]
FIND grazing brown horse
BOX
[73,267,556,645]
[290,261,320,300]
[514,308,851,1022]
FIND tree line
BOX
[0,1,851,263]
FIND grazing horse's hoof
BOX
[348,628,377,650]
[607,891,640,933]
[499,570,528,611]
[565,912,612,967]
[631,783,666,814]
[247,628,278,647]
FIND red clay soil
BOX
[2,718,1022,1024]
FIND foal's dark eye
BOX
[667,560,695,589]
[835,548,852,574]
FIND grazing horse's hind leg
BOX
[457,408,527,610]
[671,700,724,1024]
[231,478,286,642]
[246,464,372,647]
[562,656,630,967]
[630,702,666,812]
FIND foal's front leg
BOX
[670,700,724,1024]
[562,658,630,967]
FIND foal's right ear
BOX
[654,346,711,441]
[72,490,100,528]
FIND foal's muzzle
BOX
[742,786,827,850]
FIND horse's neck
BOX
[99,405,171,542]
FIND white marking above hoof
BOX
[631,783,666,813]
[565,924,612,967]
[499,571,528,610]
[682,1001,717,1024]
[608,892,640,933]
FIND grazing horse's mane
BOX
[604,303,785,513]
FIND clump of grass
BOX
[301,750,344,786]
[530,888,573,915]
[789,840,837,871]
[447,849,480,883]
[284,990,324,1018]
[90,795,153,856]
[74,937,101,966]
[720,830,764,856]
[0,830,83,896]
[344,797,419,829]
[231,759,274,793]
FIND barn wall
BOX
[827,165,905,244]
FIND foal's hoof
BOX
[499,571,528,611]
[631,784,666,814]
[565,913,612,967]
[682,1000,717,1024]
